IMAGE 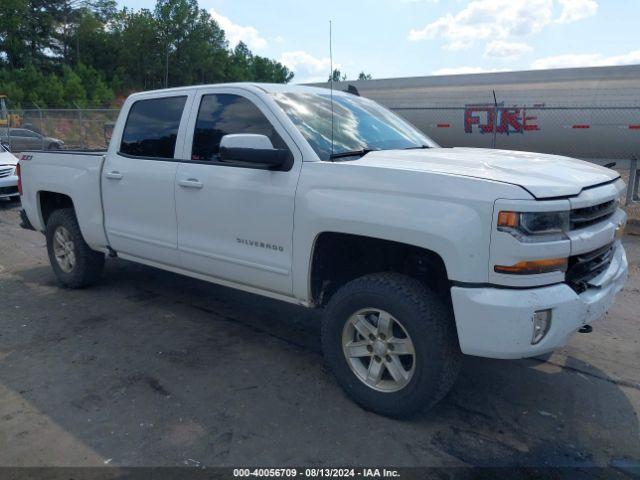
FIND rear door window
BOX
[191,94,287,161]
[120,96,187,159]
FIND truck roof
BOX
[127,83,342,99]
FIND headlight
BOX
[497,210,570,242]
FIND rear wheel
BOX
[321,273,461,418]
[46,208,104,288]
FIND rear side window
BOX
[16,129,38,138]
[191,94,287,161]
[120,96,187,159]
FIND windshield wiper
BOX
[402,145,430,150]
[329,148,378,160]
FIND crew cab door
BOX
[102,93,192,266]
[175,88,302,295]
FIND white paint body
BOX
[0,146,18,199]
[18,83,629,359]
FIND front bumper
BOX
[0,174,19,198]
[451,240,628,359]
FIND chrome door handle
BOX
[105,171,123,180]
[178,178,203,189]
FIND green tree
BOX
[75,63,113,105]
[15,65,45,105]
[0,0,31,68]
[25,0,59,69]
[226,41,252,81]
[328,68,346,82]
[40,73,65,106]
[51,0,117,63]
[111,8,164,90]
[170,7,228,85]
[0,0,295,108]
[357,72,372,80]
[250,55,294,83]
[154,0,201,87]
[62,65,87,106]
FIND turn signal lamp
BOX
[494,258,568,275]
[497,211,519,229]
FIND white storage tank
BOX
[314,65,640,164]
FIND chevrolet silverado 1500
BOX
[18,83,629,417]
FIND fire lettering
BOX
[464,104,540,134]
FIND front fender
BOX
[292,162,531,302]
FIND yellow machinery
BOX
[0,95,21,127]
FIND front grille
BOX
[566,243,614,293]
[0,167,13,178]
[0,186,18,195]
[570,200,616,230]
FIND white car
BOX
[18,83,629,418]
[0,143,19,200]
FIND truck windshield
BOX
[272,92,437,161]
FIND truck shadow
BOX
[2,258,639,468]
[0,198,20,210]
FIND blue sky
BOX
[116,0,640,83]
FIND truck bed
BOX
[19,150,109,251]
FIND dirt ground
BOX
[0,200,638,471]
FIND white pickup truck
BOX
[18,83,628,417]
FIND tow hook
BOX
[579,325,593,334]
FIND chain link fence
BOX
[1,108,120,152]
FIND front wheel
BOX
[46,208,105,288]
[321,273,461,418]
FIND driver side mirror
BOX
[219,134,292,171]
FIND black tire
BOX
[321,272,461,418]
[45,208,105,288]
[48,143,60,150]
[10,195,20,202]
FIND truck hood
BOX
[352,148,619,199]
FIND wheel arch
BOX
[308,231,450,307]
[38,190,75,227]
